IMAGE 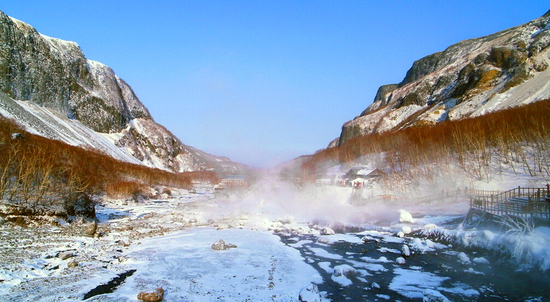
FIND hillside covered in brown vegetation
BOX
[302,99,550,185]
[0,116,218,221]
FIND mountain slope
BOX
[337,10,550,146]
[0,10,246,174]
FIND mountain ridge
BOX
[336,10,550,146]
[0,10,247,174]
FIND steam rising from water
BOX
[205,177,450,228]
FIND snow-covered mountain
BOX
[335,10,550,146]
[0,10,246,174]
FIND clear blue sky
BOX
[2,2,548,167]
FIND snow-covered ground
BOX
[1,180,549,301]
[0,188,325,302]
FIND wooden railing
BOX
[410,189,467,204]
[469,185,550,220]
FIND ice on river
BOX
[102,227,324,301]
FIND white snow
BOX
[0,97,142,165]
[111,227,323,301]
[389,268,449,299]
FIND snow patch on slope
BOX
[0,93,141,164]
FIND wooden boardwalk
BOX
[465,185,550,226]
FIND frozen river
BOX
[1,185,549,301]
[277,222,550,301]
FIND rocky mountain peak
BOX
[0,11,152,133]
[339,10,550,145]
[0,10,246,174]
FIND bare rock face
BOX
[137,287,164,302]
[0,11,151,133]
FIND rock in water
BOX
[320,227,335,235]
[211,239,226,250]
[402,244,411,257]
[137,287,164,302]
[299,283,321,302]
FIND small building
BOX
[346,167,385,180]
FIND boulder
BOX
[64,193,96,220]
[58,251,74,260]
[320,227,335,235]
[333,264,357,277]
[73,194,96,219]
[401,244,411,257]
[68,261,79,268]
[137,287,164,302]
[211,239,237,251]
[398,209,415,223]
[83,221,97,236]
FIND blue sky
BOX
[2,2,549,167]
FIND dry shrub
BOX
[105,181,145,199]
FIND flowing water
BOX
[278,222,550,301]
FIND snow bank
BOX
[421,226,550,271]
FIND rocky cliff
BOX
[0,10,245,174]
[339,10,550,145]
